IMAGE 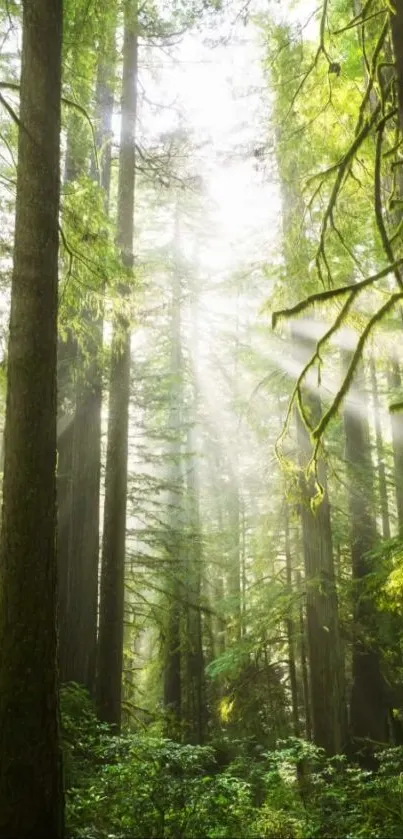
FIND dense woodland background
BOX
[2,0,403,837]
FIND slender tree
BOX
[97,0,138,726]
[163,209,184,733]
[389,358,403,534]
[0,0,64,834]
[369,357,390,540]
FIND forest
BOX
[1,0,403,836]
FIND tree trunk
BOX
[182,282,206,744]
[344,364,390,753]
[57,331,77,685]
[297,571,312,741]
[65,35,116,697]
[369,357,390,539]
[96,0,138,728]
[285,509,300,737]
[0,1,64,835]
[390,3,403,131]
[163,209,184,734]
[388,359,403,533]
[295,331,346,756]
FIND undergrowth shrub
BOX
[60,688,403,839]
[61,684,255,838]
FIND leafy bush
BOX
[255,738,403,839]
[60,692,403,839]
[61,686,255,838]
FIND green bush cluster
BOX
[61,685,403,839]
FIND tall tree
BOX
[343,366,390,752]
[295,354,347,756]
[163,208,184,734]
[182,277,206,744]
[369,357,390,540]
[389,358,403,534]
[96,0,138,727]
[0,0,64,835]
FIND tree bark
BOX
[96,0,138,728]
[369,357,390,539]
[344,364,390,753]
[65,35,116,697]
[163,209,184,734]
[0,0,64,835]
[295,332,347,756]
[285,509,300,738]
[388,359,403,533]
[182,282,206,744]
[297,571,312,742]
[390,4,403,131]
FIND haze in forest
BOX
[1,1,403,838]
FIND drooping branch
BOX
[272,258,403,328]
[374,109,403,288]
[312,292,403,445]
[0,80,99,171]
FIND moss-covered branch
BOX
[272,258,403,328]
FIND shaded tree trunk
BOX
[285,508,300,738]
[297,570,312,742]
[390,3,403,131]
[388,359,403,533]
[295,331,346,756]
[163,210,183,734]
[57,331,78,685]
[0,0,64,835]
[182,282,206,745]
[96,0,138,727]
[65,35,116,697]
[344,365,390,754]
[369,357,390,539]
[57,115,84,686]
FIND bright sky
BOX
[138,9,279,281]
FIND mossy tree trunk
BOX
[66,31,116,697]
[0,0,64,835]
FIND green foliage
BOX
[257,739,403,839]
[61,683,255,838]
[61,693,403,839]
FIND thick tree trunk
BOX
[64,40,116,697]
[344,365,390,752]
[295,332,346,756]
[96,0,138,727]
[68,357,102,694]
[0,1,64,835]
